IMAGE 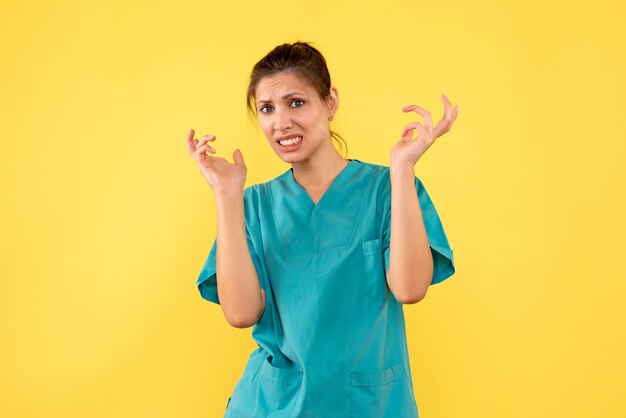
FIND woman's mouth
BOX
[276,135,303,152]
[278,136,302,146]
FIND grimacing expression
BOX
[254,72,337,165]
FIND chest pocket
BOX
[361,238,389,303]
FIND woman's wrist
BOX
[389,162,415,180]
[213,187,245,207]
[212,184,245,198]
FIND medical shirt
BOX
[197,159,455,418]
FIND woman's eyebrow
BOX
[257,92,306,104]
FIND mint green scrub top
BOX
[197,160,455,418]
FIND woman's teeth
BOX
[279,136,302,146]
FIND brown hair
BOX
[246,42,347,157]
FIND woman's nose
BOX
[273,110,293,130]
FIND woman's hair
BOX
[246,42,347,157]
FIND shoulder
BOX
[355,159,427,187]
[353,159,388,176]
[352,159,392,195]
[243,169,291,203]
[354,160,431,202]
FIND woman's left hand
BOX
[390,94,459,168]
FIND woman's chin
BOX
[273,148,306,164]
[277,154,304,165]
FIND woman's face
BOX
[254,71,337,165]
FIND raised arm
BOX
[186,129,265,327]
[387,165,433,303]
[386,95,459,304]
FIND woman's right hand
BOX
[186,128,247,194]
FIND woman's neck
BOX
[291,146,348,193]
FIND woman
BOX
[186,42,459,418]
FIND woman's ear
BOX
[328,86,339,118]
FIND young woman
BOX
[186,42,459,418]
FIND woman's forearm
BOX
[387,166,434,304]
[214,190,265,328]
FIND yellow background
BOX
[1,0,625,417]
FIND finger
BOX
[451,105,459,123]
[434,94,460,137]
[402,104,433,131]
[400,122,424,140]
[196,135,216,149]
[196,144,215,157]
[185,128,197,156]
[400,129,413,142]
[414,123,433,143]
[233,149,245,166]
[400,127,415,141]
[441,94,451,118]
[196,135,215,154]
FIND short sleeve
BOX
[196,234,264,304]
[383,177,455,285]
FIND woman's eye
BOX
[259,105,273,113]
[290,99,305,108]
